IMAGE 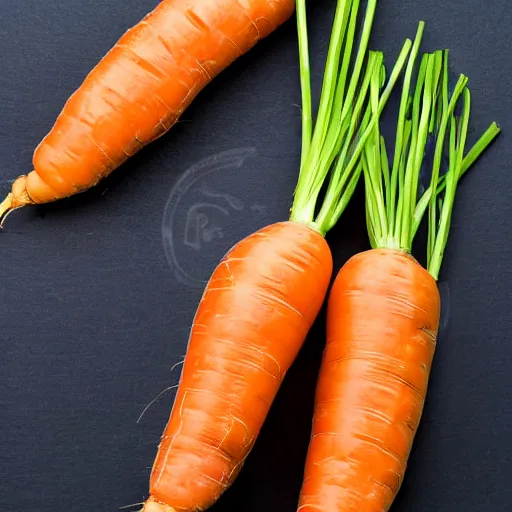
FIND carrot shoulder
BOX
[297,24,500,512]
[0,0,294,224]
[141,1,409,510]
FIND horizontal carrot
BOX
[0,0,295,226]
[297,24,500,512]
[141,1,410,510]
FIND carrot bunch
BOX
[0,1,499,511]
[297,22,500,511]
[141,1,416,510]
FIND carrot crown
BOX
[362,22,500,280]
[289,0,411,236]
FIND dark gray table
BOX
[1,1,510,511]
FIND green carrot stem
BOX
[400,52,432,249]
[368,60,389,236]
[389,22,425,236]
[290,0,355,224]
[315,39,412,234]
[360,22,499,273]
[435,122,500,196]
[295,0,312,167]
[293,0,378,225]
[425,73,468,267]
[313,50,382,232]
[394,118,412,241]
[428,87,470,279]
[427,50,449,261]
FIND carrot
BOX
[145,221,333,512]
[297,23,500,512]
[0,0,296,227]
[140,2,411,510]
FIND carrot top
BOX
[361,21,500,280]
[289,0,411,236]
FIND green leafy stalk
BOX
[291,0,356,223]
[389,22,425,237]
[427,92,469,279]
[425,71,468,265]
[363,58,389,242]
[315,50,383,233]
[307,0,368,205]
[289,0,411,235]
[425,50,450,258]
[364,29,443,250]
[296,0,312,167]
[316,39,413,234]
[436,121,500,194]
[427,92,499,279]
[360,22,500,280]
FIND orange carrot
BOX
[141,2,410,510]
[146,221,332,512]
[299,249,439,511]
[297,25,500,512]
[0,0,295,226]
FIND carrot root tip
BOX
[1,175,37,228]
[142,497,176,512]
[0,194,15,228]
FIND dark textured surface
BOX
[0,1,510,511]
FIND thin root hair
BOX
[137,384,179,424]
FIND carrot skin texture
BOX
[5,0,294,208]
[298,249,440,512]
[146,221,332,512]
